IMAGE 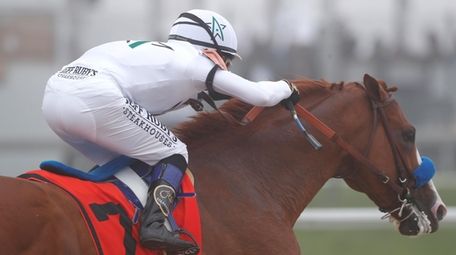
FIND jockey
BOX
[41,9,300,253]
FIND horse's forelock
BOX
[377,80,399,101]
[363,74,398,102]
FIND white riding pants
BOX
[42,74,188,166]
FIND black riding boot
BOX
[140,159,196,253]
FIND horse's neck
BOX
[184,82,370,225]
[188,130,345,225]
[186,115,346,225]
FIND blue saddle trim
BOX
[39,155,136,182]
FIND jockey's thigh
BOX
[42,75,188,166]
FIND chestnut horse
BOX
[0,74,447,254]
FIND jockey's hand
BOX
[280,80,300,110]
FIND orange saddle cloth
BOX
[20,170,202,255]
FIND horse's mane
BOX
[173,79,347,144]
[173,99,252,144]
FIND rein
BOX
[293,103,406,195]
[241,87,410,196]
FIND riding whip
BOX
[286,101,323,150]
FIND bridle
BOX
[239,81,435,232]
[361,91,434,234]
[359,86,417,212]
[242,83,415,209]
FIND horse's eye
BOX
[402,129,415,143]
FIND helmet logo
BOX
[207,16,226,41]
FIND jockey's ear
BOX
[363,73,389,102]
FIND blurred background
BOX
[0,0,455,254]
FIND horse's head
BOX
[341,74,447,236]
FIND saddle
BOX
[40,156,196,207]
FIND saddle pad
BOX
[20,170,202,255]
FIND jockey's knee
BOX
[171,142,188,164]
[159,154,188,173]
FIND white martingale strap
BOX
[416,149,422,164]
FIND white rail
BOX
[295,207,456,229]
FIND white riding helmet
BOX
[168,9,240,59]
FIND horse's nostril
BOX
[436,204,447,221]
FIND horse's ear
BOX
[363,74,389,101]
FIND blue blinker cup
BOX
[413,156,436,188]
